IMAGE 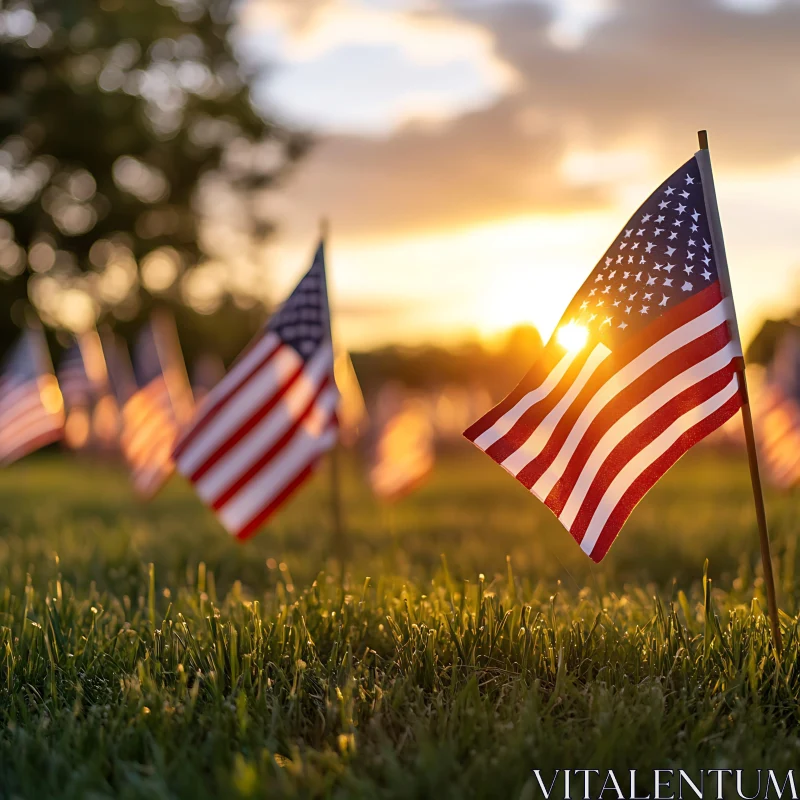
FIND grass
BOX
[1,447,800,798]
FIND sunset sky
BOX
[236,0,800,351]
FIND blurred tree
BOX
[0,0,308,361]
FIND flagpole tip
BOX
[697,130,709,150]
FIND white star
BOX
[605,256,613,267]
[653,263,663,271]
[624,228,634,238]
[580,301,589,310]
[665,186,675,195]
[668,232,678,241]
[625,306,632,315]
[688,239,696,248]
[623,272,630,279]
[640,305,650,315]
[595,273,604,282]
[613,299,620,307]
[597,299,604,307]
[608,270,616,279]
[640,256,647,265]
[659,200,671,210]
[628,291,638,301]
[684,264,694,275]
[589,313,597,322]
[643,292,653,301]
[664,263,675,273]
[602,285,611,294]
[601,316,612,327]
[687,251,695,260]
[702,239,711,253]
[589,288,597,296]
[676,203,687,214]
[672,219,684,227]
[666,246,676,257]
[619,321,628,330]
[690,223,699,233]
[628,255,634,264]
[656,215,666,224]
[619,242,628,250]
[702,255,711,266]
[641,214,652,223]
[663,278,673,287]
[616,255,623,264]
[685,174,695,185]
[691,209,701,222]
[680,190,690,199]
[646,275,657,286]
[701,269,712,280]
[645,242,655,253]
[619,283,627,292]
[681,280,693,292]
[659,294,669,306]
[636,228,646,237]
[631,242,640,250]
[635,271,643,281]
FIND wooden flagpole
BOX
[320,218,348,576]
[696,130,782,653]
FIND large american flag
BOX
[121,314,193,498]
[465,154,743,562]
[0,328,64,466]
[173,243,339,539]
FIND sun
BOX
[556,321,589,353]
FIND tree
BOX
[0,0,307,360]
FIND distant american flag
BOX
[752,330,800,489]
[58,340,93,409]
[122,314,193,498]
[0,328,64,465]
[465,153,743,562]
[173,242,338,539]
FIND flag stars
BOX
[619,283,627,292]
[628,255,634,264]
[619,321,628,330]
[646,274,657,286]
[653,228,664,237]
[691,209,701,222]
[681,281,693,292]
[656,215,666,223]
[688,239,696,248]
[659,200,671,210]
[595,273,604,282]
[640,305,650,315]
[702,255,711,266]
[631,242,640,250]
[703,239,711,252]
[690,223,699,233]
[644,292,653,301]
[613,299,621,307]
[580,301,589,311]
[687,252,695,261]
[605,257,613,267]
[685,174,695,185]
[666,246,676,257]
[672,219,684,228]
[628,291,638,301]
[602,285,612,294]
[596,299,604,307]
[669,232,678,241]
[676,203,687,214]
[608,270,616,279]
[640,256,647,265]
[625,306,632,315]
[641,214,652,223]
[636,228,646,237]
[620,242,628,250]
[616,255,624,264]
[601,316,613,327]
[635,271,643,281]
[665,186,675,196]
[653,263,663,271]
[701,268,712,280]
[664,278,673,287]
[589,288,597,296]
[624,228,634,238]
[680,190,690,199]
[645,242,656,253]
[664,263,675,273]
[659,295,669,307]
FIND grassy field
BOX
[2,446,800,798]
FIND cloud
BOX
[275,0,800,240]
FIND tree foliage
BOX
[0,0,307,359]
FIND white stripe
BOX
[0,418,61,464]
[474,349,578,450]
[176,345,301,475]
[557,340,737,528]
[579,373,739,556]
[217,386,339,533]
[194,348,334,502]
[501,344,611,475]
[534,299,732,499]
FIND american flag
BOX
[751,329,800,489]
[369,397,434,501]
[121,314,193,498]
[57,340,93,410]
[173,242,339,539]
[465,153,743,562]
[0,328,64,466]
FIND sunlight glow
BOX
[556,321,589,353]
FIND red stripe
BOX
[538,322,732,508]
[188,358,306,483]
[484,345,596,463]
[463,342,564,442]
[173,337,280,459]
[1,409,63,452]
[209,376,333,509]
[234,462,317,540]
[588,391,742,562]
[562,365,738,545]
